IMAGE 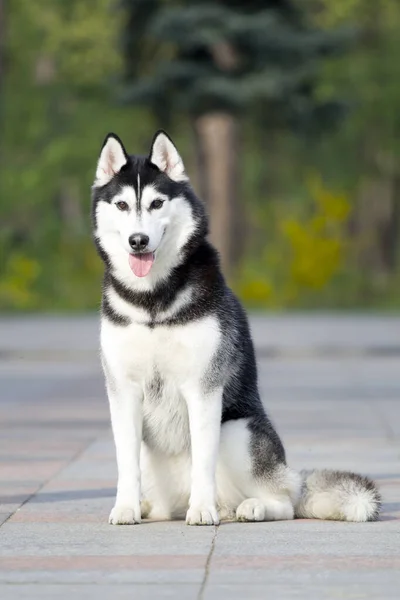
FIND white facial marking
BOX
[95,181,196,291]
[140,185,168,211]
[114,186,137,210]
[94,131,198,290]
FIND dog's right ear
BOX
[94,134,128,186]
[149,130,188,182]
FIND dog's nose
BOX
[128,233,149,252]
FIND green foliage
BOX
[235,177,351,307]
[11,0,123,89]
[1,0,400,311]
[0,0,154,311]
[0,253,41,310]
[122,0,349,125]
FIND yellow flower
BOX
[0,254,40,309]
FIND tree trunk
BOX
[56,178,84,236]
[191,120,209,208]
[381,171,400,272]
[353,138,400,287]
[193,113,240,277]
[354,176,392,283]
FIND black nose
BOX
[128,233,149,252]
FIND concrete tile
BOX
[1,315,400,598]
[55,459,116,481]
[0,569,204,585]
[204,581,400,599]
[0,461,67,482]
[0,513,11,526]
[0,521,215,557]
[0,583,200,599]
[213,522,400,556]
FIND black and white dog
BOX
[92,131,380,525]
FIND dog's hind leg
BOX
[217,418,301,522]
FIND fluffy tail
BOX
[294,469,381,522]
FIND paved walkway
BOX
[0,315,399,599]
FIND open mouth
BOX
[128,252,155,278]
[128,229,165,278]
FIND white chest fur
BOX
[101,314,221,455]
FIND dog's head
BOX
[92,131,207,287]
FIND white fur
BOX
[95,137,127,186]
[101,314,223,524]
[102,288,300,525]
[343,491,377,522]
[295,470,380,522]
[236,499,267,522]
[100,233,377,526]
[103,361,142,525]
[97,133,379,526]
[184,386,222,525]
[97,184,169,256]
[95,189,196,292]
[150,132,188,182]
[138,417,300,523]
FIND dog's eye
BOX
[150,199,164,210]
[116,201,129,211]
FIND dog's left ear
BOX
[149,131,188,182]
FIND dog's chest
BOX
[142,375,190,454]
[101,314,221,455]
[103,314,220,379]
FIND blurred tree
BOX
[1,0,123,241]
[0,0,141,310]
[307,0,400,292]
[122,0,349,274]
[0,0,4,137]
[3,0,399,311]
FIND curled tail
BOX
[294,469,381,522]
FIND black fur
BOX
[92,135,286,479]
[101,294,130,327]
[93,134,382,521]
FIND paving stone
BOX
[0,522,215,557]
[0,567,205,585]
[0,315,399,600]
[204,582,400,600]
[0,513,11,527]
[212,524,400,557]
[0,583,200,600]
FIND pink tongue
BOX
[128,252,155,277]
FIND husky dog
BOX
[92,131,380,525]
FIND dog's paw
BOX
[109,504,141,525]
[186,505,219,526]
[236,498,265,522]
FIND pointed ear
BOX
[95,134,128,186]
[149,131,188,182]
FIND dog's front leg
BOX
[107,379,143,525]
[184,385,222,525]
